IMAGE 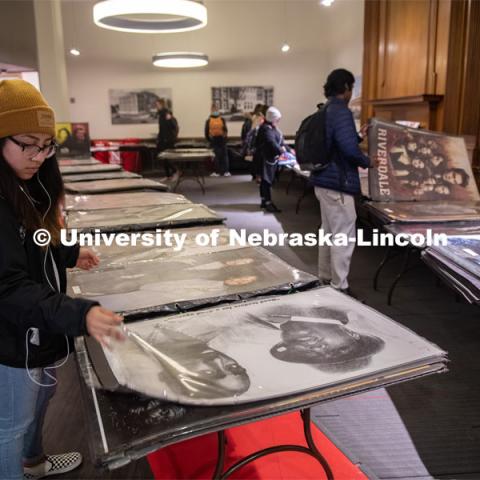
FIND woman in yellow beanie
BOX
[0,80,125,479]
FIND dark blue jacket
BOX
[311,97,370,195]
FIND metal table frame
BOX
[212,409,333,480]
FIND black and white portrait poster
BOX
[81,226,236,269]
[211,86,274,121]
[109,88,172,125]
[101,287,446,405]
[67,247,317,316]
[368,119,479,202]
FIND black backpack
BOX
[294,103,330,172]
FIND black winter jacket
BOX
[254,122,285,177]
[0,198,98,368]
[310,97,370,195]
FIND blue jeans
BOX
[0,364,56,480]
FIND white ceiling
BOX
[61,0,359,67]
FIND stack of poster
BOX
[364,201,480,224]
[65,192,190,211]
[66,203,224,232]
[60,163,122,176]
[58,158,99,167]
[63,170,141,183]
[64,178,167,194]
[67,247,318,318]
[367,119,480,223]
[385,221,480,238]
[86,287,447,406]
[422,235,480,304]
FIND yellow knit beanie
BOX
[0,79,56,138]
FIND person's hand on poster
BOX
[370,156,380,168]
[86,306,125,348]
[359,123,370,139]
[76,247,100,270]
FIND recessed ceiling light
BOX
[93,0,208,33]
[320,0,334,6]
[152,52,209,68]
[70,48,80,56]
[281,43,291,53]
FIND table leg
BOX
[213,409,334,480]
[296,181,312,214]
[301,409,334,480]
[387,247,412,305]
[212,431,226,480]
[172,169,183,192]
[373,245,392,291]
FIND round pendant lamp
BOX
[93,0,208,33]
[153,52,209,68]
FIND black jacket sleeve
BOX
[0,203,97,337]
[59,244,80,269]
[262,125,284,159]
[332,108,370,168]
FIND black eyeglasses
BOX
[8,136,58,159]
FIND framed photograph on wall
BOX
[211,86,274,121]
[109,88,172,125]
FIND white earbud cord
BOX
[21,173,69,387]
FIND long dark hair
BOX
[0,138,65,245]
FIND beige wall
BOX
[63,0,364,138]
[0,0,37,70]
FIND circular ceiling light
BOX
[93,0,208,33]
[153,52,209,68]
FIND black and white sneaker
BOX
[24,452,82,479]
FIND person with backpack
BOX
[205,104,230,177]
[255,106,287,213]
[0,79,125,480]
[304,69,374,295]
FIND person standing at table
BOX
[156,99,179,179]
[255,106,286,213]
[310,69,374,296]
[205,104,230,177]
[0,79,125,480]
